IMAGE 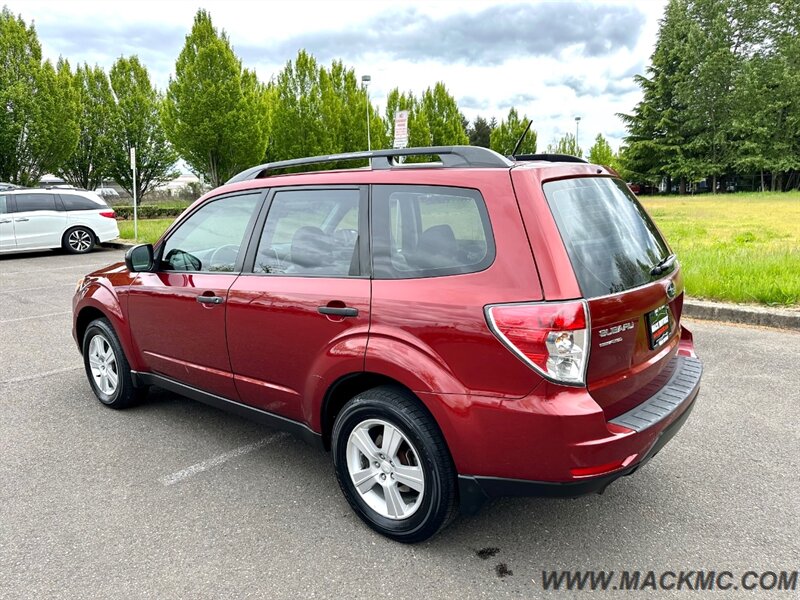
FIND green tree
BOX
[163,9,270,187]
[0,8,78,185]
[269,50,325,162]
[106,56,179,202]
[619,0,695,192]
[546,132,582,157]
[588,133,615,165]
[731,0,800,191]
[59,63,115,190]
[489,107,537,155]
[419,82,468,146]
[467,115,493,148]
[318,59,387,157]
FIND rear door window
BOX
[252,188,362,277]
[543,177,671,298]
[12,193,57,212]
[371,185,494,279]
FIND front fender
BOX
[73,276,145,372]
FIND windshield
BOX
[543,177,671,298]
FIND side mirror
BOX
[125,243,154,272]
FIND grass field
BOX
[117,219,174,244]
[641,192,799,306]
[117,191,800,306]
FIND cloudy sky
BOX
[6,0,667,152]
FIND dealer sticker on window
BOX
[647,304,671,349]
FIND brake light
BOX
[485,300,590,385]
[99,210,115,218]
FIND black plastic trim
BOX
[318,306,358,317]
[610,355,702,432]
[131,371,324,450]
[457,386,699,515]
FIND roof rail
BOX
[513,153,588,164]
[226,146,513,184]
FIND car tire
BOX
[332,386,457,543]
[63,227,95,254]
[82,318,145,409]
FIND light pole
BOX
[574,116,581,153]
[362,74,372,151]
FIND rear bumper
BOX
[458,356,702,514]
[458,386,698,514]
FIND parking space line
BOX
[0,283,75,294]
[0,263,104,275]
[161,432,289,486]
[0,311,71,324]
[1,365,83,385]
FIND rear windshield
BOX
[543,177,671,298]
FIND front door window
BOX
[161,193,261,272]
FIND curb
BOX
[101,240,137,250]
[684,299,800,331]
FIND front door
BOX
[226,186,371,422]
[128,191,263,399]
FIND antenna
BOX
[509,120,532,157]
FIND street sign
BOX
[393,110,409,149]
[130,147,136,169]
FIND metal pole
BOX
[362,75,372,151]
[575,116,581,152]
[131,147,138,242]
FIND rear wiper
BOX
[650,254,676,276]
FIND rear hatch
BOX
[542,177,683,419]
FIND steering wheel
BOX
[209,244,240,271]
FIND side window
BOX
[0,195,6,214]
[160,193,261,272]
[14,193,57,212]
[60,193,106,210]
[372,185,494,279]
[253,189,361,277]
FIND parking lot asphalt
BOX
[1,249,798,599]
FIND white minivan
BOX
[0,189,120,254]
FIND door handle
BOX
[318,306,358,317]
[197,295,224,305]
[14,217,29,222]
[0,219,11,224]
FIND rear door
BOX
[0,195,14,251]
[10,193,67,249]
[226,186,370,422]
[541,177,683,418]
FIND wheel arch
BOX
[74,285,145,372]
[75,305,107,348]
[319,372,457,460]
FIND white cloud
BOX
[6,0,668,152]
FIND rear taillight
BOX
[485,300,590,386]
[100,210,115,218]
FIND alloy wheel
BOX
[68,229,92,252]
[346,419,425,520]
[88,334,119,395]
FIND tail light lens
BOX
[99,210,115,218]
[485,300,590,386]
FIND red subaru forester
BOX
[72,147,702,542]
